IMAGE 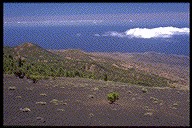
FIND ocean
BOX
[3,24,189,56]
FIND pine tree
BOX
[104,74,108,81]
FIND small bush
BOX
[36,117,43,120]
[128,91,132,94]
[107,92,119,104]
[170,83,177,88]
[28,75,43,83]
[20,107,31,112]
[40,93,47,96]
[52,76,56,80]
[35,101,47,105]
[141,88,148,93]
[16,96,22,99]
[43,76,50,80]
[93,87,99,91]
[173,102,179,107]
[14,69,25,79]
[50,99,67,106]
[57,108,65,112]
[88,95,94,99]
[89,113,94,118]
[104,74,108,81]
[144,112,153,116]
[8,86,16,90]
[150,97,158,101]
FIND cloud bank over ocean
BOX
[100,27,189,39]
[4,20,104,26]
[4,12,189,27]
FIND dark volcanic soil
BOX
[3,75,189,126]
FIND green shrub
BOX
[52,75,56,80]
[14,68,25,78]
[107,92,119,104]
[65,71,70,77]
[43,76,50,80]
[104,74,108,81]
[28,75,44,83]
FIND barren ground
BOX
[3,75,189,126]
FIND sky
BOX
[3,3,190,26]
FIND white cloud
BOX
[4,20,104,26]
[125,27,189,38]
[102,26,189,39]
[76,33,81,37]
[94,34,101,37]
[102,31,126,38]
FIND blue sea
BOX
[3,24,189,56]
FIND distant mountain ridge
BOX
[12,42,62,62]
[90,51,189,89]
[48,49,94,61]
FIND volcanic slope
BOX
[4,42,178,87]
[90,52,189,90]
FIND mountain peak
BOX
[22,42,35,46]
[17,42,37,48]
[14,42,43,52]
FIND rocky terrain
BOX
[3,75,189,126]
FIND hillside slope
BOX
[3,42,184,88]
[90,52,189,89]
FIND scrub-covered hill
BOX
[3,42,177,87]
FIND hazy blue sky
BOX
[3,3,190,56]
[3,3,189,26]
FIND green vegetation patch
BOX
[27,75,44,83]
[3,44,172,87]
[107,92,119,104]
